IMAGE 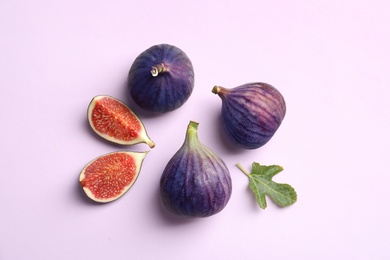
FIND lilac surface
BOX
[1,1,390,259]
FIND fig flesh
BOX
[88,95,155,148]
[212,83,286,149]
[79,151,148,203]
[160,121,232,218]
[128,44,194,113]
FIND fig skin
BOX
[128,44,194,113]
[212,82,286,149]
[160,121,232,218]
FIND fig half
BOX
[212,82,286,149]
[128,44,194,113]
[88,95,155,148]
[79,151,148,203]
[160,121,232,218]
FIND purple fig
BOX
[212,82,286,149]
[128,44,194,113]
[160,121,232,218]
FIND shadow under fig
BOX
[74,177,106,206]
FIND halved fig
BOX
[88,95,155,148]
[79,151,148,203]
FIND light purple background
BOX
[1,1,389,259]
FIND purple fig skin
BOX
[128,44,194,113]
[212,83,286,149]
[160,121,232,218]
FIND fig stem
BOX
[211,86,221,94]
[236,163,250,177]
[211,86,228,98]
[147,139,156,148]
[185,121,199,147]
[151,63,168,77]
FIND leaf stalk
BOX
[236,163,250,176]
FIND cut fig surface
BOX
[79,151,148,203]
[87,95,155,148]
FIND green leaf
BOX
[237,162,297,209]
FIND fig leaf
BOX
[236,163,297,209]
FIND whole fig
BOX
[212,82,286,149]
[160,121,232,218]
[128,44,194,113]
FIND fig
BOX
[88,95,155,148]
[160,121,232,218]
[79,151,148,203]
[127,44,194,113]
[212,82,286,149]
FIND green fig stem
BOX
[236,163,250,177]
[186,121,199,147]
[151,63,168,77]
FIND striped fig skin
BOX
[128,44,194,113]
[212,83,286,149]
[160,121,232,218]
